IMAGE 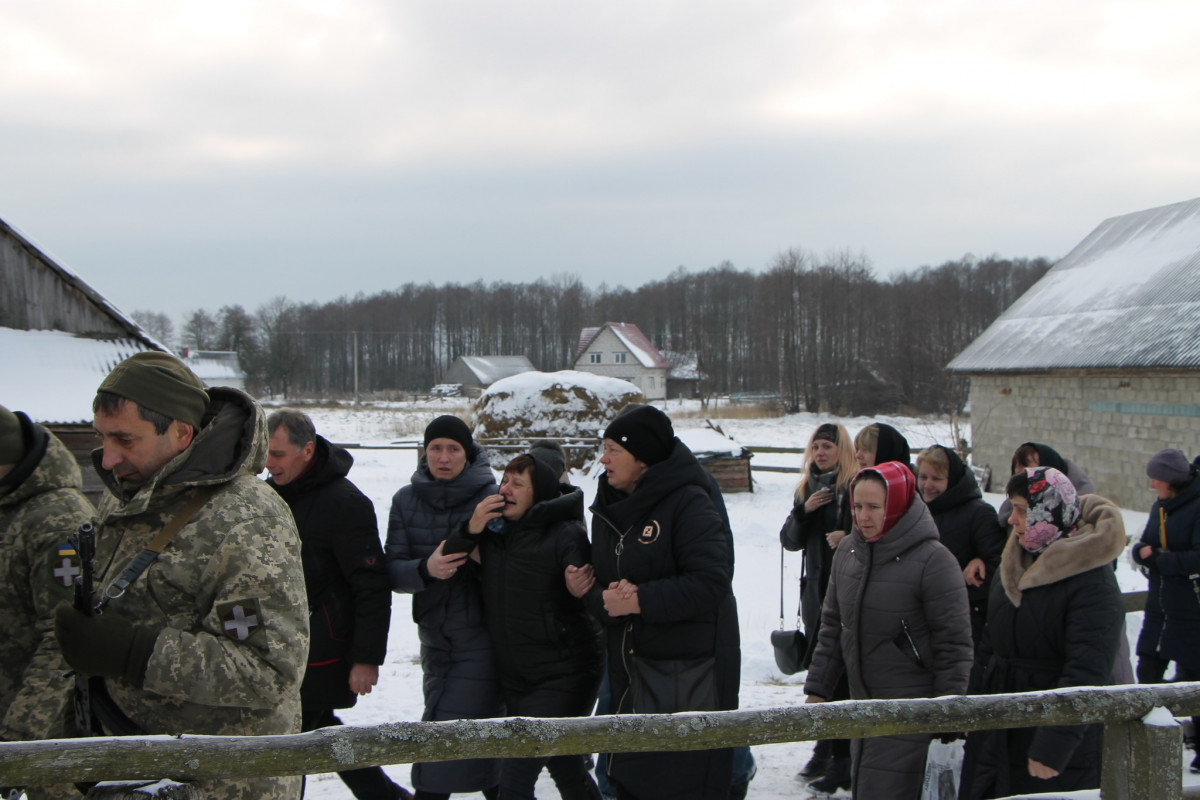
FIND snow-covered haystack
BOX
[473,370,642,467]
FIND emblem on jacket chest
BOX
[638,520,661,545]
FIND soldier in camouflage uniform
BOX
[0,405,96,799]
[53,352,309,800]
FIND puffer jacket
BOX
[448,484,603,710]
[268,436,391,710]
[805,497,973,799]
[960,495,1126,800]
[384,445,501,793]
[0,415,95,742]
[925,447,1005,641]
[1132,476,1200,669]
[92,387,308,800]
[587,437,740,800]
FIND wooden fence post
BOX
[1101,706,1181,800]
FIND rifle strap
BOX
[98,485,218,612]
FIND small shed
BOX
[444,355,536,397]
[678,427,754,494]
[181,349,246,390]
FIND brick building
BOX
[947,197,1200,511]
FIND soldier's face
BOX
[266,429,315,486]
[94,401,191,487]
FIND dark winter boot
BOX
[797,739,831,780]
[808,757,851,795]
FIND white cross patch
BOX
[54,558,80,587]
[216,599,265,642]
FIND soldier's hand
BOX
[54,602,160,689]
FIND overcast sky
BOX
[3,1,1199,324]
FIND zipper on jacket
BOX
[900,619,925,668]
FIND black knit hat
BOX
[603,404,674,466]
[423,415,475,457]
[527,440,567,502]
[98,351,208,430]
[813,423,839,445]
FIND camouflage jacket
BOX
[91,388,308,800]
[0,415,95,741]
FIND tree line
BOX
[134,251,1050,414]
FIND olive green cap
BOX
[0,404,24,465]
[98,351,208,430]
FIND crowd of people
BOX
[1,352,1195,800]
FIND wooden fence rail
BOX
[3,684,1200,797]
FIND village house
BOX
[573,322,670,402]
[948,196,1200,511]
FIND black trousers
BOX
[303,707,402,800]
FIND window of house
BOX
[589,353,602,364]
[614,352,627,363]
[648,377,655,389]
[621,377,636,385]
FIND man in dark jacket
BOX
[266,409,409,800]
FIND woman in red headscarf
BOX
[804,461,974,799]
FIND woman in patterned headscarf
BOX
[959,467,1126,800]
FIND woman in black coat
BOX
[385,415,502,800]
[1131,449,1200,769]
[447,442,605,800]
[960,467,1126,800]
[574,404,739,800]
[780,422,856,791]
[916,445,1005,647]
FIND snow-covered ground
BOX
[279,398,1169,799]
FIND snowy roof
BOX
[576,322,671,369]
[948,196,1200,372]
[182,351,244,383]
[0,328,155,424]
[453,355,535,384]
[660,350,705,381]
[678,427,747,458]
[1,216,166,350]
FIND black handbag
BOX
[772,544,806,675]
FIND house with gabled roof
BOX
[573,322,670,402]
[443,355,536,397]
[947,196,1200,511]
[1,216,165,498]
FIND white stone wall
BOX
[966,371,1200,512]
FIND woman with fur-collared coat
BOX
[959,467,1126,800]
[804,461,973,799]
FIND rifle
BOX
[70,521,97,738]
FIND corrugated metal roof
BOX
[948,196,1200,372]
[0,328,154,424]
[455,355,535,385]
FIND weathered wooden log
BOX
[86,780,202,799]
[2,684,1200,787]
